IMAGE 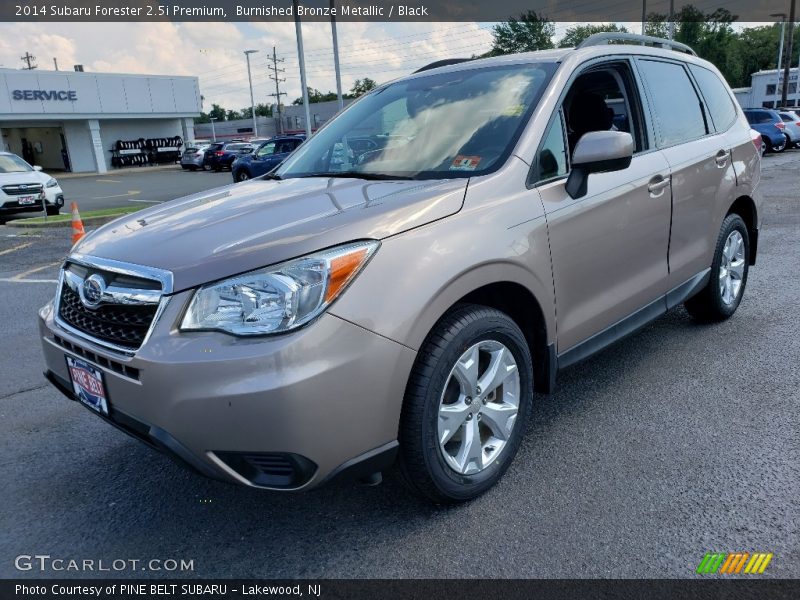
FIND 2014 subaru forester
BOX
[40,34,762,502]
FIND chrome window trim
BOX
[53,255,174,356]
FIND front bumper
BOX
[39,293,415,490]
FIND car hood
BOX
[0,170,49,185]
[74,176,468,292]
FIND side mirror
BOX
[565,131,633,199]
[33,165,43,171]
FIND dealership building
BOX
[0,68,201,173]
[732,67,799,109]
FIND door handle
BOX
[647,176,670,197]
[714,149,730,167]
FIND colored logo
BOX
[696,552,773,574]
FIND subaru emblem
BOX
[80,274,105,308]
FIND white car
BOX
[0,152,64,217]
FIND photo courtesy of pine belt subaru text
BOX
[39,33,762,503]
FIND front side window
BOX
[256,142,277,157]
[689,64,738,133]
[638,59,707,147]
[0,154,32,173]
[277,62,557,180]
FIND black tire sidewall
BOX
[406,308,534,502]
[709,214,749,318]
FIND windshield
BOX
[277,62,557,180]
[0,154,33,174]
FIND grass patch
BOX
[19,205,145,224]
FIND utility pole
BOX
[781,0,797,108]
[668,0,675,40]
[293,0,313,137]
[331,0,344,111]
[641,0,646,36]
[53,57,59,71]
[21,52,37,70]
[268,47,287,135]
[244,49,259,138]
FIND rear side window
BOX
[689,65,738,132]
[637,59,707,147]
[747,111,773,124]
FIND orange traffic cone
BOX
[71,202,85,245]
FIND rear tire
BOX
[773,136,786,153]
[684,214,749,322]
[398,304,534,504]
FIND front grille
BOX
[58,284,158,350]
[2,183,43,196]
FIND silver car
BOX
[180,143,210,171]
[39,34,761,503]
[778,110,800,147]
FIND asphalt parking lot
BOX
[0,152,798,579]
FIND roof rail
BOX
[577,32,697,56]
[413,58,473,73]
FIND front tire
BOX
[235,171,250,182]
[685,214,749,322]
[399,304,534,504]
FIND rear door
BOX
[635,58,738,290]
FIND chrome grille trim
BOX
[53,255,174,356]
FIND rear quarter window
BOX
[689,65,738,132]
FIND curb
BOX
[5,214,129,229]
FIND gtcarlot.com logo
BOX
[14,554,194,573]
[696,552,773,574]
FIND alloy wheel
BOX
[437,340,520,475]
[719,230,745,306]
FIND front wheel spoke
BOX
[479,348,517,395]
[455,417,483,472]
[729,259,745,279]
[438,402,470,445]
[453,346,479,392]
[481,403,517,441]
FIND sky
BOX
[0,20,774,113]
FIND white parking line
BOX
[0,278,57,283]
[128,199,162,203]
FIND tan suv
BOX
[39,34,761,502]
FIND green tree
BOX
[558,23,628,48]
[350,78,377,97]
[489,11,555,56]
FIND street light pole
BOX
[331,0,344,111]
[771,13,787,103]
[210,117,217,142]
[781,0,797,108]
[293,0,313,137]
[244,49,259,138]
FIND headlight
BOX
[181,240,379,335]
[46,177,58,188]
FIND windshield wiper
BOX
[296,171,415,181]
[261,173,282,180]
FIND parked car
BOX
[743,108,787,153]
[231,136,304,182]
[0,152,64,217]
[180,143,211,171]
[39,34,762,503]
[202,142,254,171]
[777,109,800,148]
